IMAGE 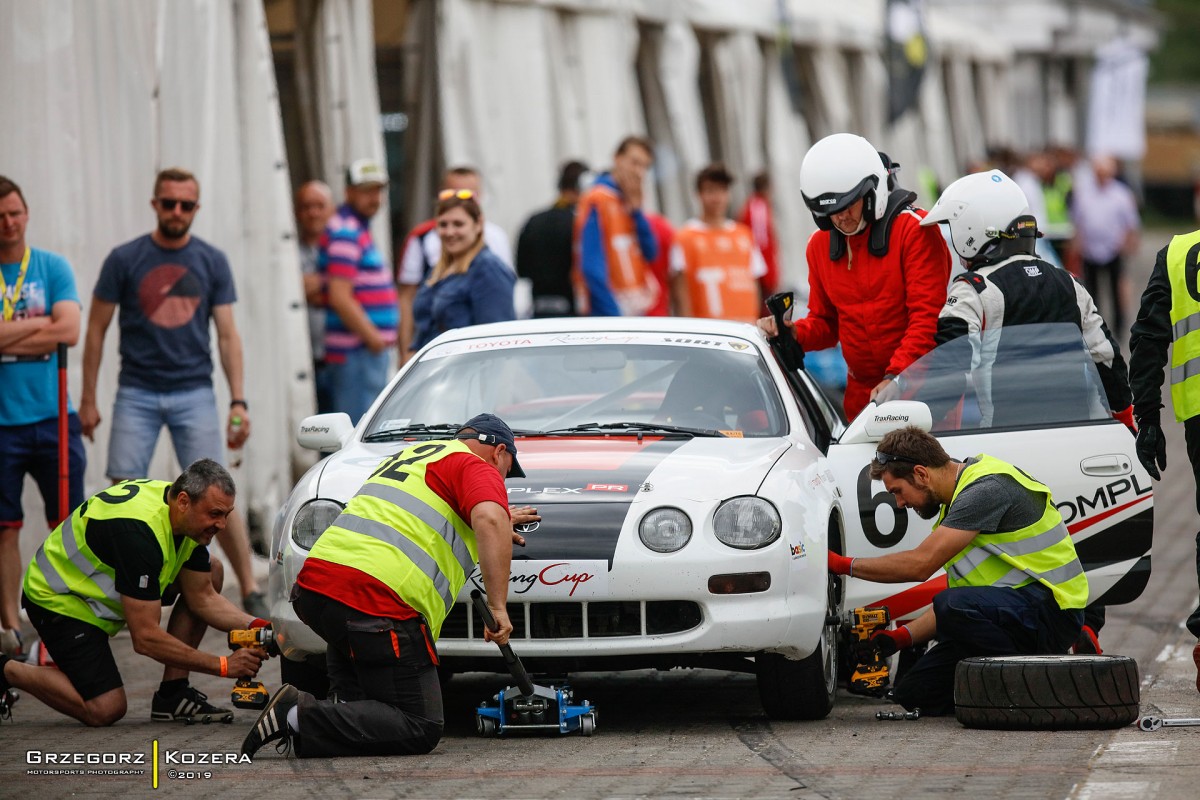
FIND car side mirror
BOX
[838,400,933,444]
[297,413,355,452]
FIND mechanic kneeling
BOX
[829,426,1086,716]
[240,413,528,760]
[0,459,269,726]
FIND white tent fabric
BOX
[944,55,987,172]
[2,0,307,561]
[295,0,391,257]
[1086,37,1149,160]
[707,31,767,196]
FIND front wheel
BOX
[756,575,840,720]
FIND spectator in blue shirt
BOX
[411,191,515,352]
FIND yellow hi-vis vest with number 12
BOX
[936,455,1088,610]
[307,440,482,640]
[1167,229,1200,421]
[21,480,198,635]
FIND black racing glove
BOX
[1135,422,1167,480]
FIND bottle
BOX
[228,414,244,469]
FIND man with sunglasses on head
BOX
[828,426,1086,716]
[241,413,531,760]
[79,167,268,636]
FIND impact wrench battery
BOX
[228,628,278,710]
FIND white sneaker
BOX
[0,629,20,658]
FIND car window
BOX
[367,335,789,438]
[892,322,1112,433]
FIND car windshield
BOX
[890,322,1113,432]
[364,332,788,438]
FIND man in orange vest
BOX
[574,136,661,316]
[670,163,766,322]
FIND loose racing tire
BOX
[279,653,329,701]
[954,655,1140,730]
[757,576,840,720]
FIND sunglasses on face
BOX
[438,189,475,201]
[873,451,920,467]
[157,198,197,212]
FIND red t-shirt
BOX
[296,451,510,619]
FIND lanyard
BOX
[1,247,31,321]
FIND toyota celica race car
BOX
[267,317,1152,720]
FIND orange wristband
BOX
[219,656,228,677]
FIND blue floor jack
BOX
[471,590,597,737]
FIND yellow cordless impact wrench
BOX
[847,606,891,697]
[228,627,278,710]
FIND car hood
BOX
[314,436,788,505]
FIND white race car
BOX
[268,318,1152,720]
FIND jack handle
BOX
[471,589,535,697]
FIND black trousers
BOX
[1182,416,1200,638]
[1082,256,1125,337]
[291,586,444,757]
[892,583,1083,716]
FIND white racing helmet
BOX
[800,133,890,230]
[920,170,1032,261]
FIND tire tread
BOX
[954,655,1139,730]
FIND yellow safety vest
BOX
[1167,229,1200,421]
[22,480,198,635]
[936,455,1088,610]
[308,440,483,640]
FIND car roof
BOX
[422,316,770,348]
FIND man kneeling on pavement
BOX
[240,413,530,760]
[0,459,270,726]
[829,426,1087,715]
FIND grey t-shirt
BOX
[939,457,1045,534]
[299,242,325,360]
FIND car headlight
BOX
[291,499,344,550]
[639,507,693,553]
[713,496,781,550]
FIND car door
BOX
[824,324,1153,623]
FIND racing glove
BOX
[1112,405,1136,434]
[868,626,913,659]
[1135,420,1167,480]
[249,618,271,629]
[827,552,854,576]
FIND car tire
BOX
[279,653,330,701]
[757,576,840,720]
[954,654,1140,730]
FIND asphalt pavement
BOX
[3,228,1200,800]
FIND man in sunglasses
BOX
[241,413,530,760]
[79,167,268,659]
[828,426,1086,716]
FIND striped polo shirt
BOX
[320,204,398,362]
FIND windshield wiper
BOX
[362,422,463,442]
[541,421,724,437]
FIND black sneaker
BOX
[241,684,299,760]
[151,685,234,724]
[0,689,18,723]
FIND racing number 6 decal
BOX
[1185,243,1200,302]
[857,465,908,548]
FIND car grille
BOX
[441,600,703,640]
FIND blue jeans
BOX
[892,583,1083,716]
[326,348,390,424]
[107,384,224,479]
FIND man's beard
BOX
[158,219,191,240]
[912,486,941,520]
